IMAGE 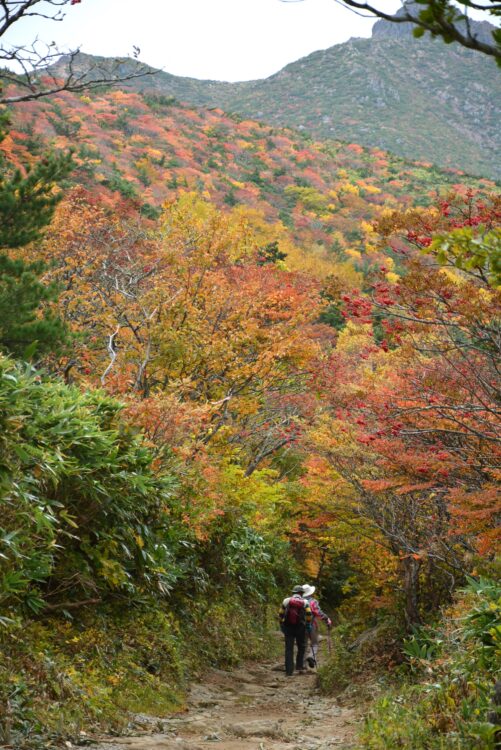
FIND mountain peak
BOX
[371,2,496,44]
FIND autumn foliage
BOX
[1,7,500,747]
[2,85,500,633]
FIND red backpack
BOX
[285,595,306,626]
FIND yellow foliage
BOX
[284,185,329,213]
[339,182,359,196]
[478,287,494,302]
[286,245,362,288]
[336,321,373,355]
[360,221,376,236]
[439,267,468,286]
[345,248,362,261]
[363,183,381,195]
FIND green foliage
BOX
[462,577,501,669]
[285,185,329,213]
[0,356,180,616]
[104,170,138,199]
[316,552,359,608]
[0,112,73,250]
[317,626,362,694]
[223,187,238,206]
[0,107,72,357]
[359,578,501,749]
[141,93,179,109]
[402,624,442,666]
[256,240,287,266]
[190,512,294,602]
[429,227,501,289]
[183,593,276,669]
[141,201,162,219]
[0,254,66,358]
[318,302,346,331]
[317,620,401,697]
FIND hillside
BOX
[5,86,495,262]
[214,37,501,181]
[1,7,500,748]
[48,18,501,181]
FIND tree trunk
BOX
[401,556,421,628]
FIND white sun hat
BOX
[302,584,316,597]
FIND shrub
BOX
[0,356,181,618]
[0,606,186,746]
[359,578,501,749]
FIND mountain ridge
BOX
[48,18,500,181]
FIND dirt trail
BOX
[92,660,358,750]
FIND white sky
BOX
[4,0,404,82]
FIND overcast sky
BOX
[4,0,406,81]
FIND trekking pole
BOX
[311,639,318,669]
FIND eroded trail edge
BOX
[92,661,358,750]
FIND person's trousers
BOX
[283,625,306,675]
[306,625,319,665]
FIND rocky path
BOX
[91,661,358,750]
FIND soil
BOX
[89,659,359,750]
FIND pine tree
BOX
[0,104,73,357]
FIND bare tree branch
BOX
[0,1,155,103]
[101,326,120,386]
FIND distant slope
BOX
[217,38,500,181]
[5,87,495,260]
[49,18,500,181]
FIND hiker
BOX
[278,585,312,676]
[302,584,332,668]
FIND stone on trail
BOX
[237,682,265,695]
[178,713,217,731]
[226,718,285,739]
[99,737,202,749]
[228,667,271,686]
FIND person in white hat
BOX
[302,584,332,668]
